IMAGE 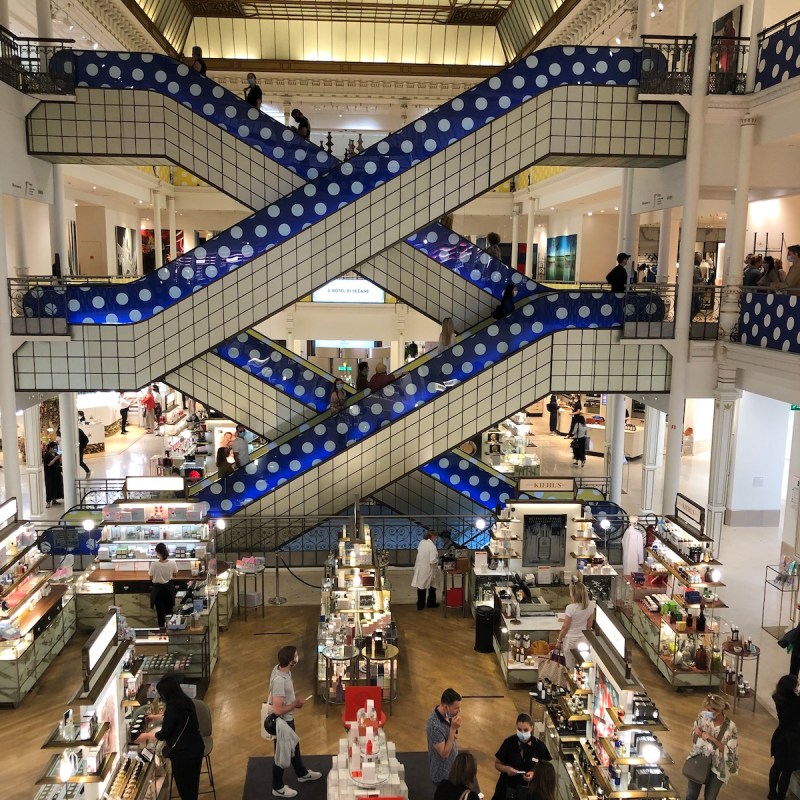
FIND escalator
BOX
[15,46,687,392]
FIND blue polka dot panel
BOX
[407,222,541,302]
[419,450,529,510]
[28,46,645,325]
[738,291,800,354]
[213,332,353,414]
[195,290,631,515]
[754,20,800,91]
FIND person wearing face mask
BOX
[426,688,463,787]
[686,693,738,800]
[329,379,347,414]
[269,645,321,797]
[230,424,251,467]
[782,244,800,292]
[244,72,262,109]
[491,713,551,800]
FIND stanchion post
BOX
[269,556,287,605]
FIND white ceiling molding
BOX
[543,0,631,47]
[57,0,167,53]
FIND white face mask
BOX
[516,731,532,742]
[291,655,299,666]
[702,710,715,720]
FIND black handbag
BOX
[263,712,278,737]
[160,716,189,758]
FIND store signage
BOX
[312,279,385,304]
[124,476,185,494]
[791,405,800,411]
[0,498,17,532]
[316,340,376,350]
[595,604,626,661]
[83,611,118,691]
[518,478,576,493]
[675,493,704,531]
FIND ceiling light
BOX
[615,36,622,44]
[614,206,619,211]
[650,10,656,16]
[587,211,593,216]
[657,2,664,10]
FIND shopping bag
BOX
[261,699,276,740]
[536,655,569,688]
[549,646,567,665]
[681,753,711,783]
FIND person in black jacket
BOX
[435,751,481,800]
[245,72,263,109]
[769,674,800,800]
[137,674,205,799]
[77,425,91,477]
[546,395,559,435]
[492,713,551,800]
[606,252,630,292]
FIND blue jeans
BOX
[273,720,308,790]
[686,772,724,800]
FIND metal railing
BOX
[640,35,749,95]
[0,25,74,95]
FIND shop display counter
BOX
[327,728,408,799]
[585,421,645,459]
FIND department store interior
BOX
[0,0,800,798]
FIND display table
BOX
[322,645,361,714]
[77,392,121,426]
[234,567,265,620]
[361,644,399,715]
[585,421,645,459]
[80,420,106,453]
[443,569,467,617]
[720,639,759,712]
[327,729,408,800]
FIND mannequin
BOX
[622,515,645,576]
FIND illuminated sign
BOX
[595,604,626,661]
[124,476,185,493]
[312,279,385,304]
[316,340,376,349]
[0,498,18,531]
[518,478,576,493]
[83,611,118,690]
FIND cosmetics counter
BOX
[31,609,182,800]
[318,524,397,707]
[477,498,617,686]
[616,497,726,690]
[540,604,679,800]
[482,413,540,477]
[0,499,77,706]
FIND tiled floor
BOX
[0,403,792,713]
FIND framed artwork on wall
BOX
[545,234,577,282]
[115,226,136,277]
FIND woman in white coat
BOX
[412,531,440,610]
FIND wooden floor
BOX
[2,604,779,799]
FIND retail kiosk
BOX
[0,499,77,706]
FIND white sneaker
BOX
[298,771,322,782]
[273,788,298,797]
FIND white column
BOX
[52,165,69,275]
[0,1,9,30]
[705,368,740,554]
[58,392,78,509]
[36,0,53,38]
[635,0,649,40]
[0,199,22,507]
[13,198,27,276]
[510,204,521,271]
[640,405,665,513]
[608,394,626,505]
[719,116,756,339]
[782,413,800,555]
[151,189,163,269]
[23,405,44,517]
[656,207,673,283]
[661,1,714,515]
[617,170,636,278]
[167,194,177,262]
[524,198,536,278]
[746,0,766,93]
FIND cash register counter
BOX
[492,585,561,686]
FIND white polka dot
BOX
[549,63,561,76]
[168,287,182,299]
[86,63,99,77]
[595,61,608,74]
[130,310,142,322]
[139,289,151,301]
[535,75,548,88]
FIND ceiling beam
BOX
[115,0,182,57]
[200,57,499,79]
[512,0,583,61]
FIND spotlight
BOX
[82,519,95,531]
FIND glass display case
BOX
[0,499,77,706]
[762,559,799,639]
[317,524,395,703]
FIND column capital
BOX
[740,114,757,128]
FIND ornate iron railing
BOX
[0,25,74,95]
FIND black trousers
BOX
[171,750,203,800]
[79,445,90,474]
[416,587,437,609]
[120,407,128,432]
[152,583,175,628]
[273,720,309,790]
[790,648,800,677]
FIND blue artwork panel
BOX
[739,291,800,354]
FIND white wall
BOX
[684,398,715,454]
[747,195,800,259]
[76,205,108,275]
[2,195,52,277]
[580,214,619,282]
[726,391,792,526]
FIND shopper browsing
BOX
[434,752,480,800]
[149,542,177,631]
[411,530,440,610]
[491,713,551,800]
[556,580,595,668]
[269,645,321,797]
[570,414,588,467]
[329,379,347,414]
[769,674,800,800]
[426,688,462,787]
[546,394,559,435]
[355,361,370,392]
[527,761,556,800]
[685,693,738,800]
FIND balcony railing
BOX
[0,24,74,95]
[755,10,800,91]
[640,35,749,95]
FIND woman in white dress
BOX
[556,580,595,668]
[412,531,440,610]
